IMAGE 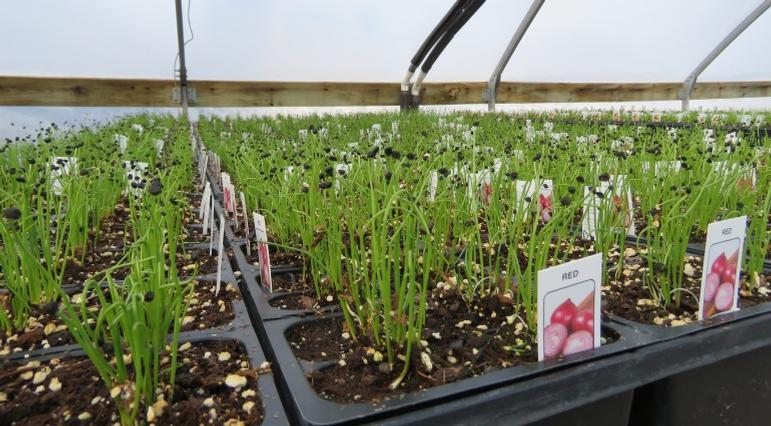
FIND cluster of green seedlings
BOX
[200,110,770,377]
[0,115,200,425]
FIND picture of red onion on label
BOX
[701,246,740,319]
[542,287,595,360]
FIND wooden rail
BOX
[1,76,769,108]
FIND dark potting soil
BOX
[0,340,265,425]
[603,251,771,326]
[245,243,304,269]
[61,202,132,285]
[1,279,240,354]
[268,273,336,311]
[289,287,619,403]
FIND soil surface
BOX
[0,340,265,425]
[289,286,618,403]
[267,273,336,311]
[603,249,771,326]
[0,280,240,355]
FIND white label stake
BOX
[215,213,225,295]
[253,212,272,294]
[698,216,747,320]
[537,253,602,361]
[209,196,215,255]
[240,191,250,256]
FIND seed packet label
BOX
[215,213,225,295]
[50,157,77,195]
[123,161,149,197]
[698,216,746,320]
[537,253,602,361]
[252,212,272,294]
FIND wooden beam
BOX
[1,76,769,108]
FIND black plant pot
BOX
[256,312,641,426]
[628,312,771,426]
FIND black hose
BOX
[421,0,485,74]
[408,0,468,73]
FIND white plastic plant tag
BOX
[215,213,225,295]
[298,129,308,140]
[513,180,536,222]
[581,186,598,240]
[50,157,77,195]
[221,173,236,215]
[652,112,661,123]
[427,171,438,202]
[240,192,251,256]
[334,163,351,194]
[131,124,144,134]
[391,121,399,134]
[209,197,215,255]
[537,253,602,361]
[538,180,554,222]
[740,115,753,126]
[698,216,746,320]
[202,188,211,234]
[253,212,272,294]
[200,182,211,220]
[154,139,165,156]
[114,134,128,153]
[123,161,149,198]
[698,113,707,124]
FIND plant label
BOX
[215,213,225,295]
[202,187,211,234]
[200,182,211,220]
[538,180,554,222]
[427,171,438,202]
[240,191,251,256]
[131,124,144,134]
[114,134,128,153]
[209,196,215,255]
[154,139,165,156]
[253,212,272,294]
[221,172,236,215]
[698,216,747,320]
[334,163,351,194]
[514,180,536,222]
[298,129,308,140]
[582,176,635,239]
[537,253,602,361]
[50,157,77,195]
[123,161,149,198]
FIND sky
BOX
[1,0,770,138]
